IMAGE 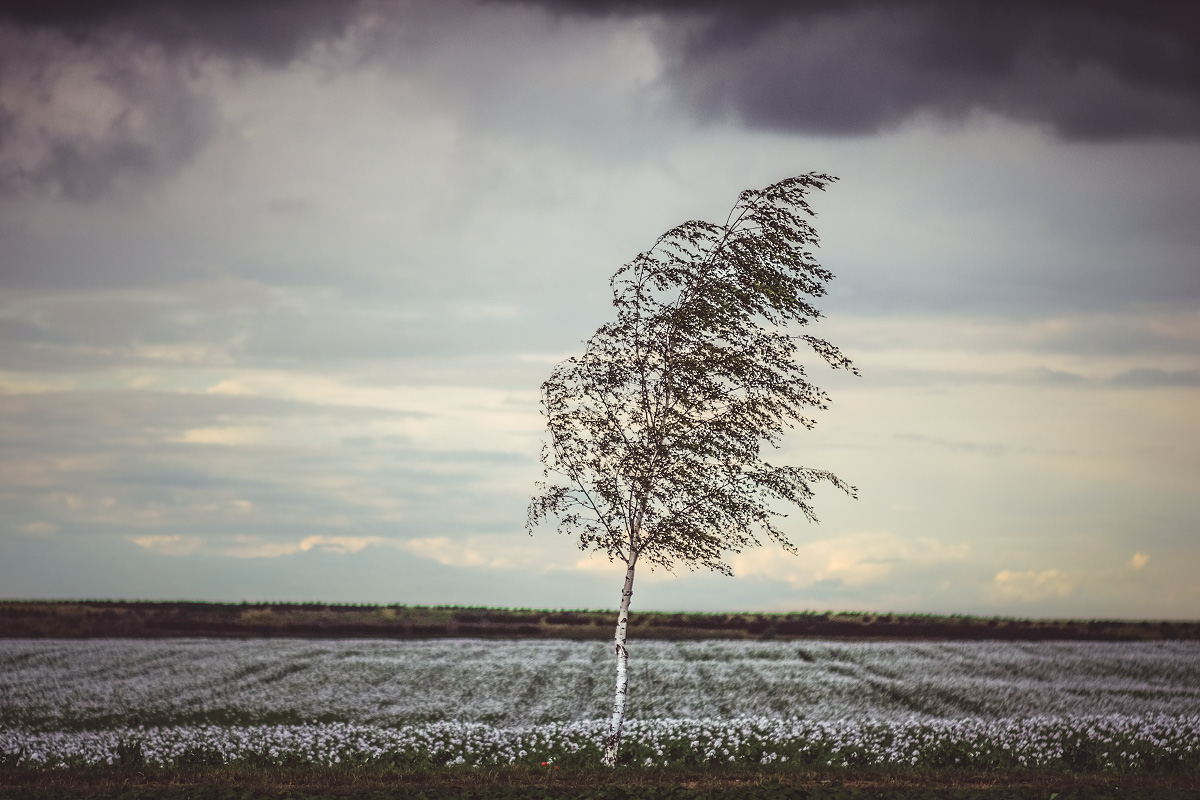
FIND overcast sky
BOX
[2,0,1198,618]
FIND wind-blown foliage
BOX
[528,174,858,765]
[529,173,856,574]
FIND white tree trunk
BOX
[601,556,638,767]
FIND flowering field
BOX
[5,714,1200,773]
[2,638,1199,771]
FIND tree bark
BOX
[601,555,637,767]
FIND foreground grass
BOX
[3,764,1199,800]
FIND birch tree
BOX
[527,174,857,766]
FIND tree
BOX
[527,174,857,766]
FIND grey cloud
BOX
[1111,368,1200,387]
[0,287,562,376]
[1028,316,1200,359]
[5,0,1199,204]
[265,197,319,216]
[0,387,527,551]
[0,106,14,144]
[20,75,216,204]
[846,363,1200,393]
[0,29,218,201]
[835,365,1090,390]
[0,0,364,201]
[1012,367,1087,386]
[894,433,1008,457]
[0,0,366,65]
[0,390,422,451]
[517,0,1200,140]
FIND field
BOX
[3,637,1200,798]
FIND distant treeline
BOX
[2,601,1198,641]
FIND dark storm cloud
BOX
[7,0,1196,203]
[5,77,218,203]
[517,0,1200,140]
[0,31,213,201]
[0,0,365,201]
[0,0,366,64]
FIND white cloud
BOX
[219,539,301,559]
[570,551,680,582]
[400,536,488,568]
[1129,552,1150,571]
[128,534,204,556]
[222,534,385,559]
[731,531,968,588]
[297,535,383,555]
[129,533,385,558]
[992,568,1077,601]
[206,379,248,395]
[397,535,564,571]
[176,426,269,445]
[573,553,616,573]
[19,521,57,536]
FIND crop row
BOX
[3,714,1198,772]
[4,639,1198,730]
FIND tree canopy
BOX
[528,173,857,575]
